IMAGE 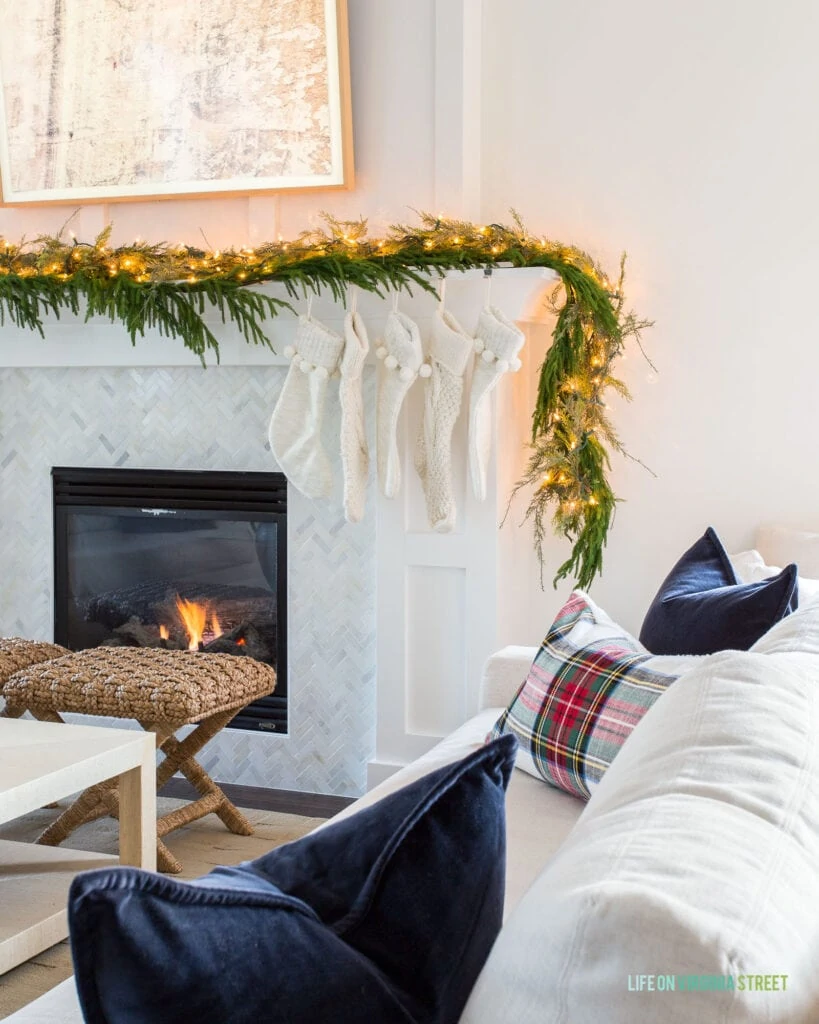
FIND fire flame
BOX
[159,624,169,641]
[173,597,225,651]
[176,597,207,651]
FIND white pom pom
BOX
[399,365,413,382]
[283,345,296,359]
[314,365,329,380]
[375,346,387,360]
[385,354,398,370]
[497,359,510,373]
[419,363,432,378]
[481,349,495,363]
[510,356,523,372]
[300,359,314,373]
[474,340,485,354]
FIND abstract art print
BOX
[0,0,353,204]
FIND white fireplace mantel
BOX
[0,267,556,369]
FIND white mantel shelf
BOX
[0,267,558,369]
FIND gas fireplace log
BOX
[101,615,274,664]
[102,617,188,650]
[201,623,272,662]
[85,580,276,631]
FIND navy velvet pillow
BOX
[68,735,517,1024]
[639,526,798,655]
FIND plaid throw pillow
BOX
[491,592,701,799]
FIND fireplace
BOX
[52,467,288,733]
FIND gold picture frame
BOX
[0,0,354,205]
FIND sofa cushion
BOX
[640,526,798,655]
[732,548,819,606]
[68,736,517,1024]
[0,979,79,1024]
[491,592,700,799]
[462,634,819,1023]
[750,598,819,656]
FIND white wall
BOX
[482,0,819,638]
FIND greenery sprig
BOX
[0,213,651,589]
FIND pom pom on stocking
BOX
[468,307,524,501]
[268,316,343,500]
[376,312,424,498]
[415,309,473,532]
[339,311,370,523]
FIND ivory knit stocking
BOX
[376,311,426,498]
[415,308,473,532]
[467,306,524,500]
[268,316,343,500]
[339,310,370,523]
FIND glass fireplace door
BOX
[53,467,287,732]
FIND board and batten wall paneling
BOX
[369,267,556,785]
[405,565,467,736]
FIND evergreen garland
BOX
[0,213,651,588]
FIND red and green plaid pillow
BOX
[491,592,700,799]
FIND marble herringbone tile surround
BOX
[0,366,376,797]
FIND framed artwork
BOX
[0,0,353,205]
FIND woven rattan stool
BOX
[0,637,69,682]
[0,644,277,873]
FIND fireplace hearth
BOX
[52,467,288,732]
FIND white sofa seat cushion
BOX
[462,646,819,1024]
[1,980,80,1024]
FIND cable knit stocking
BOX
[339,310,370,523]
[415,308,473,532]
[268,316,343,500]
[376,311,426,498]
[468,306,524,500]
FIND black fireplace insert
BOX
[52,467,288,733]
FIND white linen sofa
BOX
[13,602,819,1023]
[6,645,570,1023]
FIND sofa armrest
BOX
[478,646,537,711]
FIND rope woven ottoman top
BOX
[1,646,277,725]
[0,638,70,687]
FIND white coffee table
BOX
[0,718,156,975]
